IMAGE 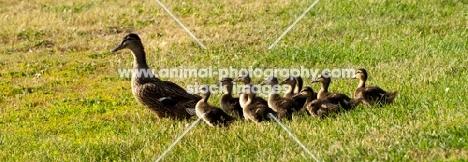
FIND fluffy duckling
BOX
[233,73,268,107]
[261,76,296,120]
[240,85,277,123]
[308,99,340,119]
[195,85,236,127]
[216,77,243,118]
[312,74,360,111]
[111,33,201,120]
[294,87,340,118]
[353,68,398,106]
[279,76,309,111]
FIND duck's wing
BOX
[292,95,307,111]
[364,86,387,95]
[254,97,269,105]
[158,81,202,101]
[274,98,296,111]
[361,86,387,102]
[205,107,236,126]
[220,95,241,114]
[320,101,339,112]
[139,83,197,111]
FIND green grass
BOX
[1,0,468,161]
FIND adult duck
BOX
[111,33,201,120]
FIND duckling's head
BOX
[260,76,279,86]
[279,76,296,85]
[299,86,315,96]
[312,74,331,84]
[197,85,211,97]
[293,86,314,99]
[233,73,251,84]
[354,68,368,81]
[111,33,143,52]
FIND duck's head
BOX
[353,68,368,81]
[279,76,296,86]
[311,74,331,84]
[111,33,143,52]
[233,73,251,84]
[260,76,278,86]
[293,86,314,98]
[300,86,315,95]
[197,85,211,97]
[216,77,234,87]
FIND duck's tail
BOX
[348,98,363,107]
[220,111,236,126]
[384,91,398,104]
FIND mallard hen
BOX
[353,68,398,107]
[111,33,201,120]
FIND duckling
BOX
[308,99,340,119]
[353,68,398,106]
[233,73,268,107]
[261,76,296,120]
[293,87,340,118]
[111,33,201,120]
[195,85,236,127]
[312,74,360,111]
[279,76,309,111]
[240,85,277,123]
[292,86,314,114]
[216,77,243,118]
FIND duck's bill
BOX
[292,93,302,98]
[111,42,125,52]
[311,80,319,83]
